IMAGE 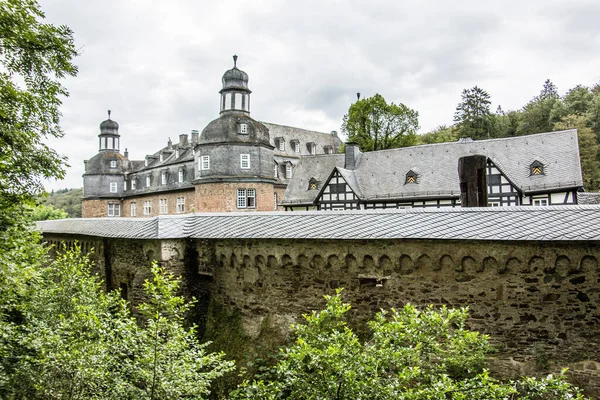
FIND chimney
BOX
[167,137,172,149]
[191,129,199,144]
[179,134,188,147]
[458,155,488,207]
[124,148,129,158]
[331,130,338,137]
[344,142,361,170]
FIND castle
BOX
[82,56,584,217]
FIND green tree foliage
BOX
[0,229,234,399]
[0,0,77,227]
[42,187,83,217]
[232,291,587,400]
[27,203,68,220]
[416,125,458,145]
[453,86,492,139]
[341,94,419,152]
[554,115,600,191]
[564,85,593,116]
[517,80,564,135]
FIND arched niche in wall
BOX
[398,254,414,275]
[326,255,340,269]
[362,255,375,270]
[580,255,598,272]
[416,254,433,271]
[438,254,453,272]
[345,254,357,270]
[311,255,325,269]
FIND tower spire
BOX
[233,54,238,68]
[108,109,111,119]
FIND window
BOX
[277,138,285,151]
[308,178,319,190]
[405,170,417,184]
[110,160,117,168]
[274,163,278,178]
[292,140,300,153]
[159,153,164,162]
[274,192,278,210]
[123,180,127,191]
[237,188,256,208]
[176,197,185,213]
[161,171,167,185]
[107,203,120,217]
[144,159,148,167]
[178,169,184,183]
[130,202,137,217]
[240,123,248,134]
[285,163,292,179]
[159,198,168,214]
[201,155,210,170]
[240,154,250,169]
[109,182,117,193]
[132,179,137,190]
[146,176,151,187]
[143,201,152,215]
[324,145,333,154]
[533,198,548,206]
[308,142,316,155]
[530,160,544,175]
[488,201,500,207]
[175,149,179,158]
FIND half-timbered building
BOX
[281,129,584,210]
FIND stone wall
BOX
[121,189,196,217]
[41,233,600,395]
[82,199,113,218]
[195,182,277,212]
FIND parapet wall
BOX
[42,234,600,395]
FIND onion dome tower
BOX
[220,55,251,114]
[194,56,276,212]
[98,110,121,152]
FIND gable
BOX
[316,169,360,210]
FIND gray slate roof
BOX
[264,122,343,158]
[283,130,583,204]
[37,205,600,241]
[577,192,600,205]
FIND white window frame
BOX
[278,139,285,151]
[159,198,168,214]
[240,123,248,134]
[178,169,184,183]
[293,141,300,153]
[175,149,179,158]
[109,182,117,193]
[309,143,316,155]
[107,203,120,217]
[285,164,292,179]
[488,201,500,207]
[130,202,137,217]
[143,200,152,215]
[237,188,256,208]
[201,155,210,170]
[132,179,137,190]
[274,192,278,210]
[110,160,117,168]
[237,188,247,208]
[240,154,250,169]
[161,171,167,185]
[274,163,278,178]
[123,180,127,191]
[146,176,151,187]
[176,197,185,213]
[159,153,164,162]
[533,198,548,206]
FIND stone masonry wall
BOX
[82,199,113,218]
[195,182,277,212]
[121,190,196,217]
[42,234,600,395]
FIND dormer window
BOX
[274,162,278,178]
[178,169,184,183]
[308,178,319,190]
[324,145,333,154]
[175,149,179,158]
[161,171,167,185]
[132,179,137,190]
[240,154,250,169]
[159,153,164,163]
[285,163,293,179]
[405,170,418,184]
[238,122,248,134]
[291,140,300,153]
[530,160,544,176]
[308,142,316,155]
[144,159,148,167]
[276,137,285,151]
[146,176,151,187]
[110,160,117,168]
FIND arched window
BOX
[405,170,418,184]
[530,160,544,175]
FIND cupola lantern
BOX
[98,110,120,152]
[220,55,251,114]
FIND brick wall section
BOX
[82,199,112,218]
[121,190,196,217]
[195,182,276,212]
[41,233,600,396]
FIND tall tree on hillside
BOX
[518,80,564,135]
[341,94,419,152]
[586,92,600,137]
[453,86,492,139]
[539,78,559,100]
[554,115,600,191]
[0,0,78,226]
[564,85,593,116]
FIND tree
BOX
[341,94,419,152]
[232,291,587,399]
[554,115,600,191]
[453,86,492,139]
[28,203,68,220]
[564,85,593,116]
[417,125,458,145]
[518,80,563,135]
[0,0,78,227]
[539,79,559,100]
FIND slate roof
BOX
[37,205,600,241]
[264,122,343,158]
[283,129,583,205]
[577,192,600,205]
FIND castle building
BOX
[83,57,585,218]
[82,56,342,217]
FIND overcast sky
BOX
[39,0,600,190]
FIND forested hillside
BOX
[43,188,83,218]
